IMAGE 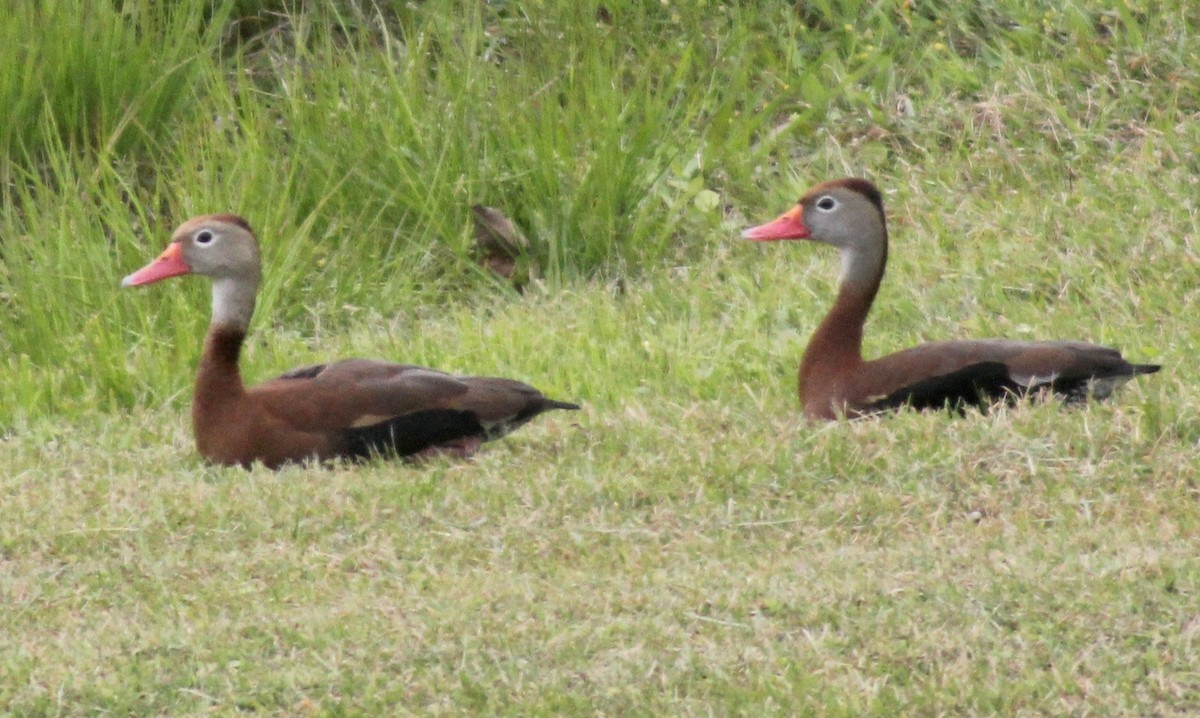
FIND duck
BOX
[122,214,579,468]
[742,178,1160,420]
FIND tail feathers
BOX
[481,396,580,440]
[1130,363,1162,376]
[543,398,582,411]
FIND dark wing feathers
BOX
[862,341,1158,415]
[862,361,1021,414]
[342,409,486,459]
[274,363,328,380]
[256,358,577,460]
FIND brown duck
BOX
[743,178,1159,420]
[122,214,578,468]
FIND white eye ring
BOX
[194,229,215,245]
[815,196,838,212]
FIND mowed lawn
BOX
[2,1,1199,715]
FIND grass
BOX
[2,0,1199,714]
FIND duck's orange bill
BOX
[741,205,809,241]
[121,242,191,287]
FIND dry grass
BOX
[4,257,1196,714]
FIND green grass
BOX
[2,0,1199,714]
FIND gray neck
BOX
[839,243,886,286]
[210,276,258,331]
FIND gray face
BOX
[799,186,886,254]
[174,219,262,283]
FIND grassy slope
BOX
[2,0,1199,714]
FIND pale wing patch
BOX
[350,413,400,428]
[1013,373,1058,387]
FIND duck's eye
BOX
[815,196,838,212]
[194,230,215,245]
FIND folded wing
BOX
[255,359,578,459]
[859,340,1160,415]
